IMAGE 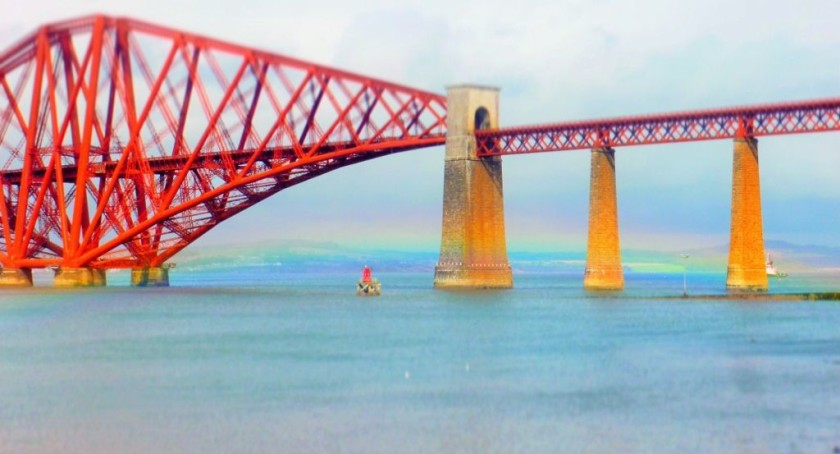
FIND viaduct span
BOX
[1,16,838,290]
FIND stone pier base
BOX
[434,264,513,289]
[726,137,768,291]
[131,267,170,287]
[0,268,33,287]
[54,267,107,288]
[584,147,624,291]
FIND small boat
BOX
[357,265,382,296]
[357,278,382,296]
[766,255,789,278]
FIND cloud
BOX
[2,0,839,251]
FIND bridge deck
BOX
[476,97,840,156]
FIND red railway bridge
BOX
[0,15,837,289]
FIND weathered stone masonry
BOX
[584,147,624,290]
[726,137,768,291]
[434,86,513,289]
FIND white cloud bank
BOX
[2,0,839,250]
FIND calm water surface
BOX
[1,270,839,453]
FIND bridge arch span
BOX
[0,15,447,276]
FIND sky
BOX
[2,0,840,254]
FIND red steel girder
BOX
[476,98,840,156]
[0,15,446,269]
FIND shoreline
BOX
[665,292,840,301]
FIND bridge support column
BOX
[53,267,107,288]
[0,268,33,287]
[726,137,768,291]
[434,85,512,289]
[584,147,624,290]
[131,267,170,287]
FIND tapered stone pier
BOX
[726,137,768,291]
[434,85,513,289]
[53,267,107,287]
[0,268,33,287]
[131,266,170,287]
[584,147,624,290]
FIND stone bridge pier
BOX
[434,85,513,289]
[726,136,768,291]
[0,268,33,287]
[584,146,624,291]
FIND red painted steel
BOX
[3,15,840,272]
[476,98,840,156]
[0,15,447,269]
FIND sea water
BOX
[1,269,839,453]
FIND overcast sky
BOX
[3,0,839,252]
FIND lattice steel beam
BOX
[0,15,447,269]
[476,98,840,156]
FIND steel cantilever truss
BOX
[0,15,447,269]
[476,98,840,156]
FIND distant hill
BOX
[763,240,840,271]
[175,239,840,274]
[176,240,438,272]
[639,240,840,273]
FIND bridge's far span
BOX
[0,15,446,286]
[2,16,838,290]
[452,96,840,291]
[475,98,840,156]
